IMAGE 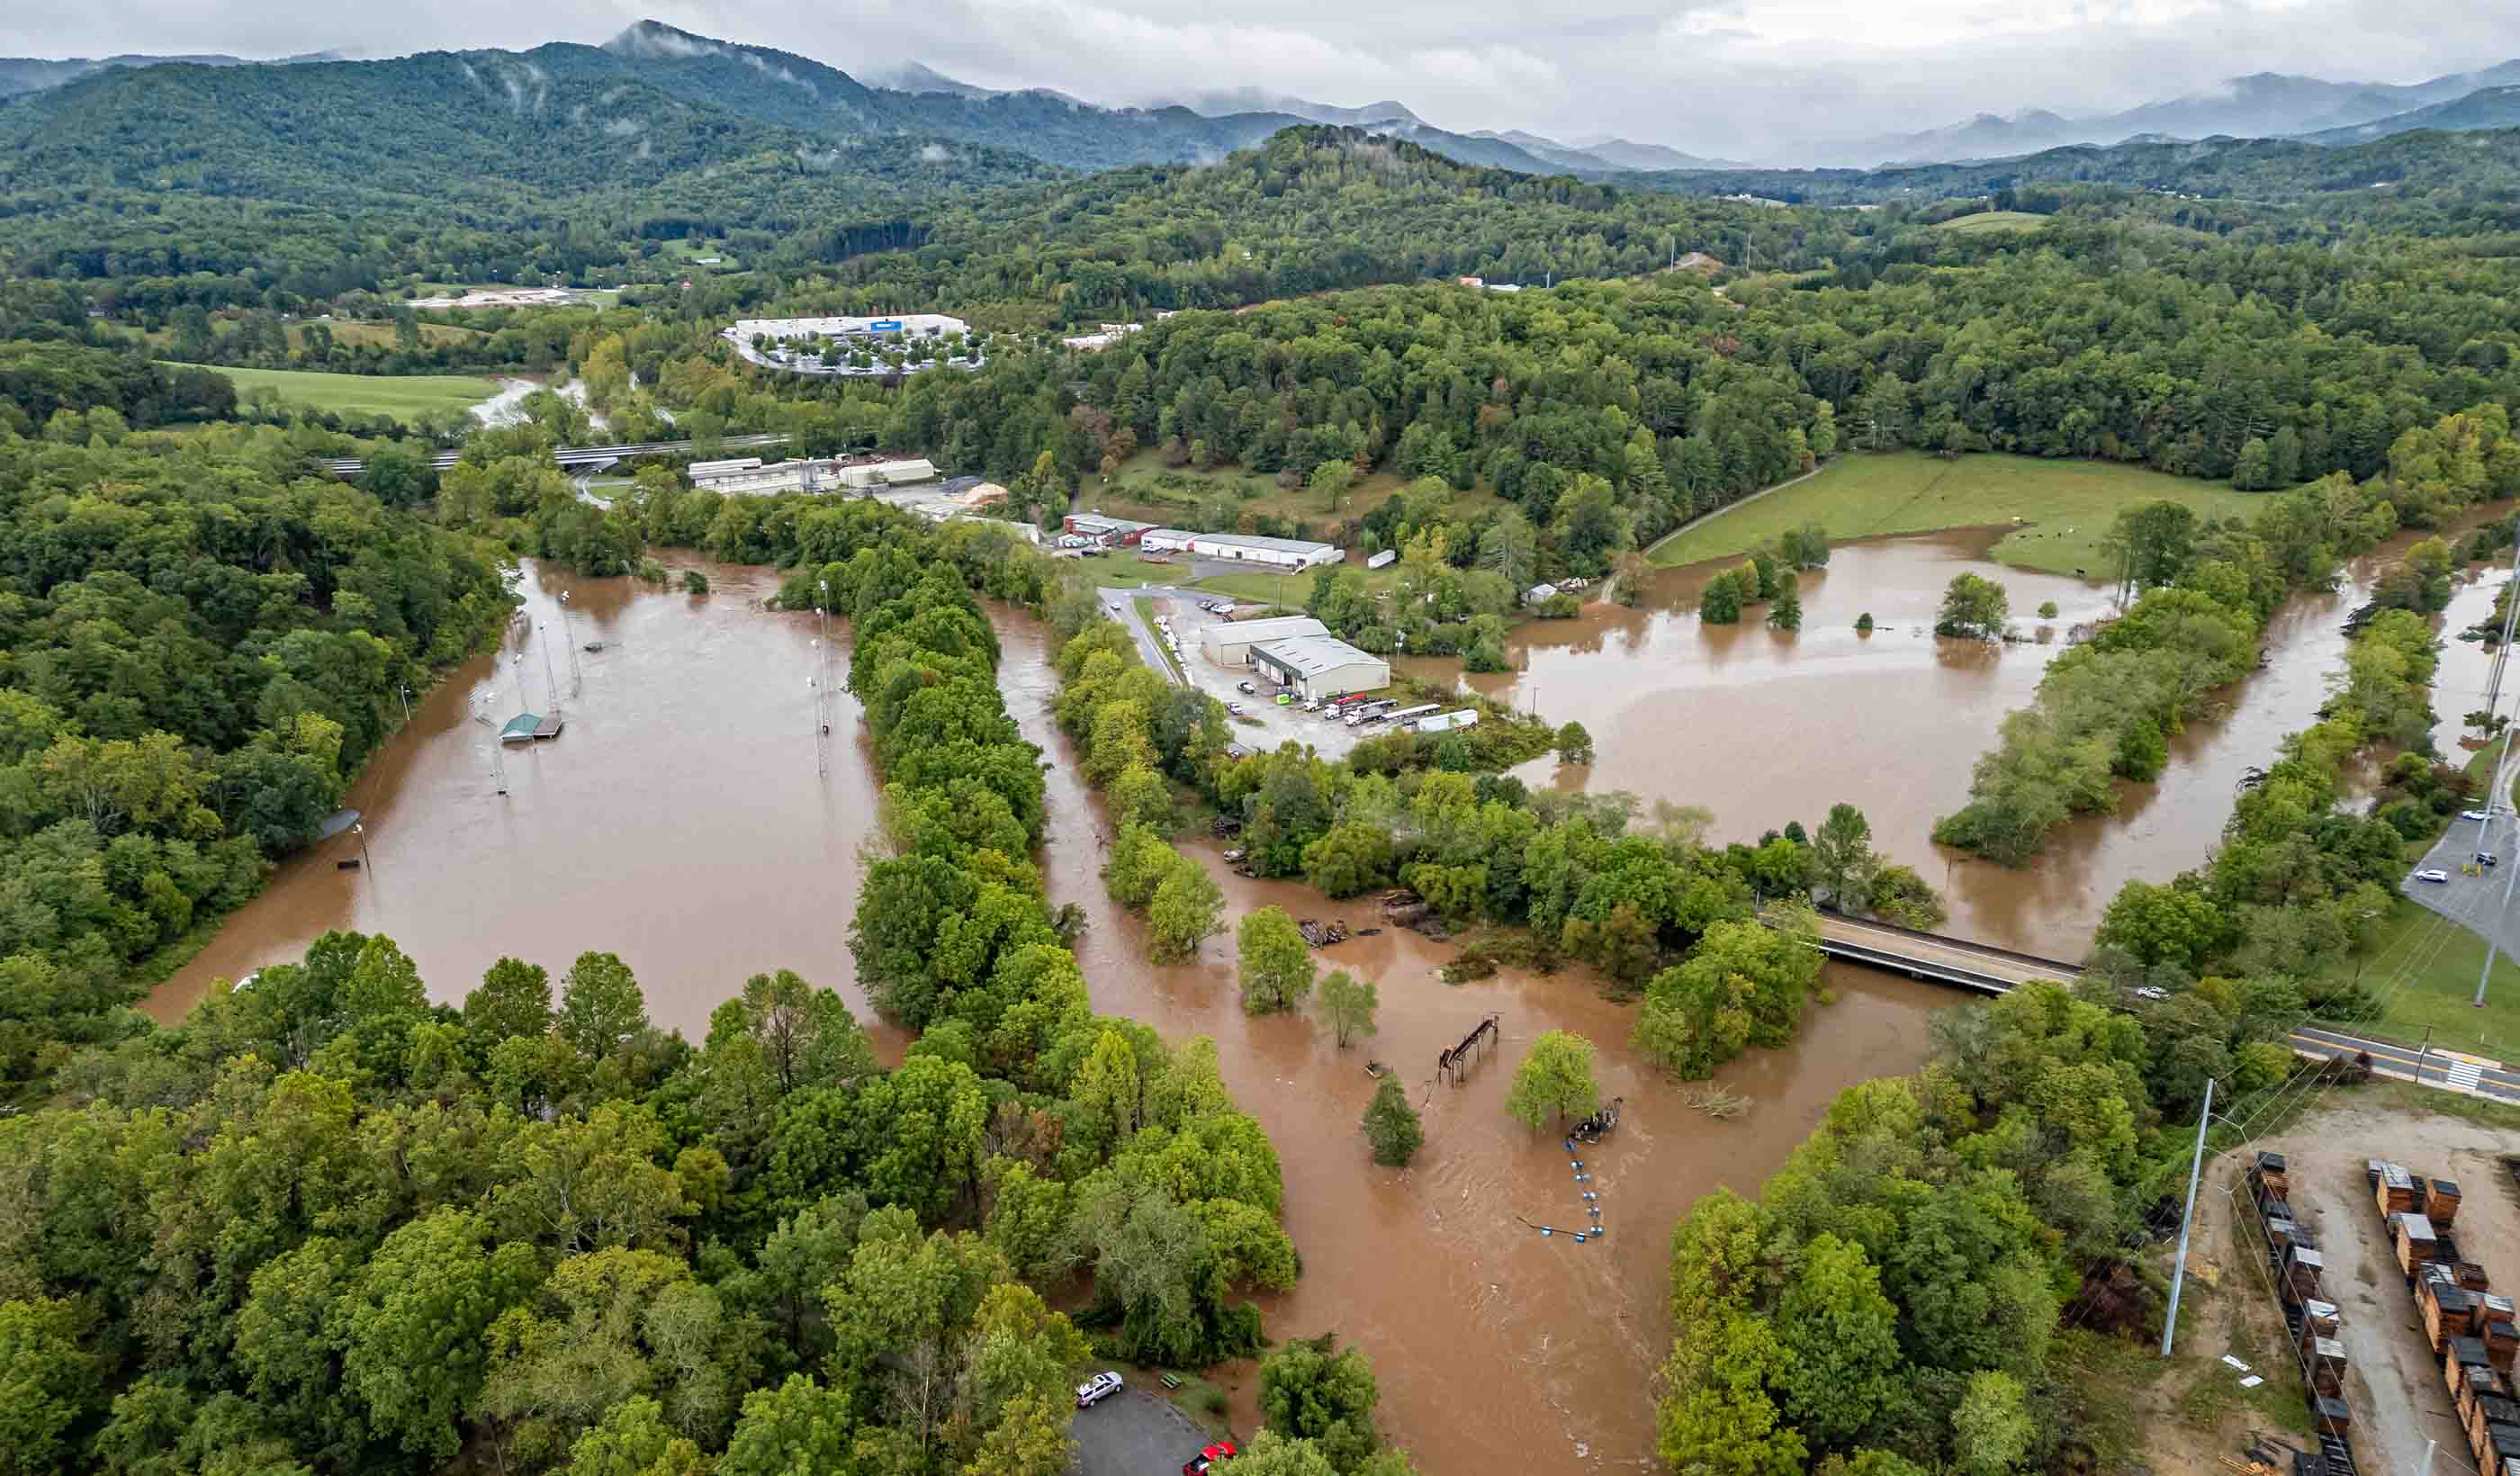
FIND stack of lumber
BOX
[2398,1213,2443,1276]
[2307,1336,2350,1398]
[2429,1282,2482,1351]
[2430,1177,2466,1228]
[2452,1337,2495,1400]
[2285,1245,2327,1305]
[2299,1299,2342,1346]
[2314,1395,2354,1435]
[2254,1152,2291,1202]
[2455,1364,2507,1428]
[2490,1317,2520,1374]
[2375,1162,2418,1217]
[2473,1402,2520,1473]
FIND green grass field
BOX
[166,362,501,423]
[1067,552,1192,588]
[1648,450,2255,575]
[2311,898,2520,1062]
[1936,211,2051,234]
[1088,448,1497,529]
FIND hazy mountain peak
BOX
[857,59,995,98]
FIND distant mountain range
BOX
[1815,59,2520,165]
[4,22,2518,185]
[0,47,343,98]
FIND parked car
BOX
[2462,808,2502,822]
[1226,702,1245,715]
[2132,986,2168,1002]
[2481,852,2501,868]
[1184,1443,1238,1476]
[2417,868,2452,883]
[1237,680,1255,694]
[1076,1371,1123,1408]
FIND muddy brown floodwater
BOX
[154,560,898,1048]
[1414,520,2509,959]
[992,608,1948,1473]
[156,562,1956,1474]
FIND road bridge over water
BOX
[1796,911,2519,1104]
[315,431,792,479]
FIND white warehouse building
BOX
[1199,616,1328,667]
[1140,529,1345,570]
[1249,635,1390,700]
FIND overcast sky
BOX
[8,0,2518,159]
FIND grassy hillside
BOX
[1649,451,2255,575]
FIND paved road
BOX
[1101,586,1188,687]
[1071,1386,1214,1476]
[2290,1024,2520,1103]
[316,432,791,478]
[2401,806,2520,958]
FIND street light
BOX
[351,822,372,871]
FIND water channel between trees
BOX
[147,511,2505,1471]
[1413,516,2513,958]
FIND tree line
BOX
[0,418,513,1105]
[1936,403,2520,862]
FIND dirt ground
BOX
[2133,1100,2520,1476]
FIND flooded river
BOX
[153,560,890,1043]
[155,560,1953,1472]
[1417,521,2510,959]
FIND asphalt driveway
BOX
[1072,1385,1212,1476]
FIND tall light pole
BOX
[2160,1077,2215,1357]
[396,684,412,731]
[537,622,562,715]
[559,590,582,698]
[471,698,508,795]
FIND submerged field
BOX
[164,362,503,422]
[1648,450,2257,574]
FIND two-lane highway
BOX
[315,432,792,479]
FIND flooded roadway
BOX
[1416,520,2509,959]
[151,560,1953,1473]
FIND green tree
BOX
[1935,573,2010,640]
[467,957,554,1049]
[1699,569,1743,624]
[1767,572,1802,633]
[0,1298,101,1475]
[1316,969,1378,1048]
[340,1209,544,1461]
[1238,905,1318,1014]
[1258,1334,1382,1472]
[1361,1077,1422,1168]
[1148,860,1226,963]
[1950,1371,2035,1476]
[1771,1235,1904,1446]
[1809,804,1878,909]
[1557,721,1595,765]
[717,1374,858,1476]
[1503,1030,1599,1130]
[557,950,650,1061]
[1310,460,1358,512]
[1303,823,1396,898]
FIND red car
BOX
[1184,1441,1238,1475]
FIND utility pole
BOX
[472,699,508,795]
[397,684,412,732]
[2161,1077,2215,1357]
[2469,528,2520,1010]
[351,821,372,872]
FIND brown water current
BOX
[1412,522,2508,959]
[993,608,1946,1473]
[152,563,1953,1473]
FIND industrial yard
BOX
[2138,1101,2520,1476]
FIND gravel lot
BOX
[1072,1385,1214,1476]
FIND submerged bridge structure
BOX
[314,431,793,480]
[1794,910,2520,1104]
